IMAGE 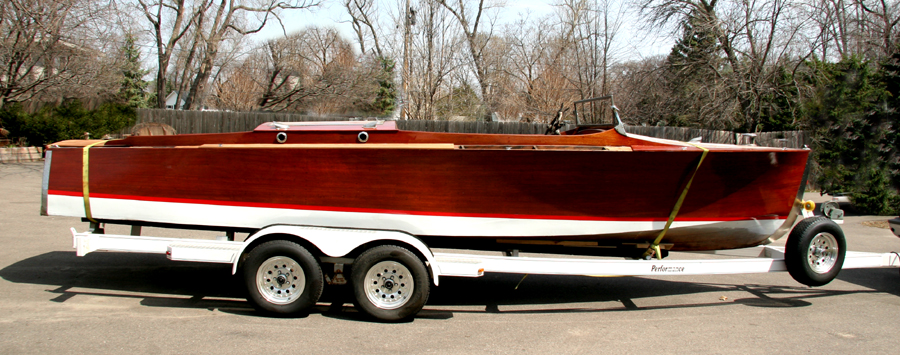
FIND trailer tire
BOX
[351,245,430,322]
[243,240,323,316]
[785,217,846,286]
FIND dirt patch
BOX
[861,220,890,229]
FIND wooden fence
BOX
[135,109,576,135]
[754,130,810,149]
[624,126,735,144]
[136,109,341,135]
[134,109,807,147]
[624,126,810,148]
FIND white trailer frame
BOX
[70,225,900,281]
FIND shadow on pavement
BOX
[0,251,251,310]
[2,251,895,322]
[836,267,900,296]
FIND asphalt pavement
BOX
[1,161,898,354]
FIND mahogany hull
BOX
[43,123,809,252]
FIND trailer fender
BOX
[232,225,440,285]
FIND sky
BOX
[251,0,672,59]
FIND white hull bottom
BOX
[47,195,785,239]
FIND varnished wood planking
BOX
[48,145,806,221]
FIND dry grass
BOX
[861,220,890,229]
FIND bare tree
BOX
[593,0,626,96]
[556,0,625,104]
[179,0,320,110]
[805,0,899,60]
[437,0,502,119]
[344,0,385,58]
[136,0,201,109]
[640,0,815,131]
[496,16,571,122]
[807,0,857,59]
[171,21,204,110]
[405,0,463,120]
[0,0,115,109]
[213,54,266,111]
[608,57,671,125]
[250,27,377,114]
[856,0,900,57]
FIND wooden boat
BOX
[41,115,810,258]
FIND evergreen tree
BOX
[436,84,481,119]
[758,65,802,132]
[663,9,725,128]
[120,33,149,109]
[876,48,900,204]
[806,56,900,215]
[371,57,396,115]
[667,10,719,78]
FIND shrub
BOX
[0,100,136,147]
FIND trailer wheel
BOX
[785,217,846,286]
[243,240,323,315]
[351,245,430,322]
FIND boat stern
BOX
[40,150,52,216]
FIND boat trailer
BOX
[70,228,899,278]
[68,220,900,322]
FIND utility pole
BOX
[401,0,412,120]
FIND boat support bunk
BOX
[69,214,900,322]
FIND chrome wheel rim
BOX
[364,261,414,310]
[807,232,839,274]
[256,256,305,305]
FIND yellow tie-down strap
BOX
[643,143,710,260]
[82,141,106,223]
